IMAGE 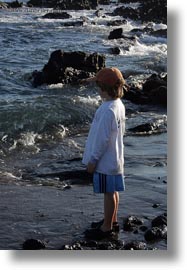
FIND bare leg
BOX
[112,192,119,223]
[101,192,115,232]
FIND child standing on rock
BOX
[82,67,126,240]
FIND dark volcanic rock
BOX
[123,241,147,250]
[124,73,167,107]
[113,0,167,24]
[108,28,123,40]
[129,122,160,133]
[152,214,167,227]
[110,47,121,55]
[123,215,144,231]
[22,239,46,250]
[8,1,23,8]
[113,7,140,21]
[31,50,105,87]
[144,225,167,242]
[42,12,72,19]
[139,0,167,24]
[27,0,98,10]
[61,20,84,27]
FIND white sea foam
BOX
[72,95,101,107]
[121,40,167,56]
[9,132,40,151]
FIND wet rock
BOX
[123,73,167,107]
[61,20,84,27]
[123,241,147,250]
[139,0,167,24]
[115,0,167,24]
[31,50,105,87]
[99,0,110,4]
[151,29,167,38]
[139,225,148,232]
[128,122,160,133]
[28,0,98,10]
[110,47,121,55]
[108,28,123,40]
[34,168,93,184]
[113,7,140,21]
[42,12,72,19]
[80,240,98,248]
[8,1,23,8]
[80,239,125,250]
[123,215,144,231]
[152,203,160,208]
[144,225,167,242]
[22,239,46,250]
[151,214,167,227]
[142,74,167,93]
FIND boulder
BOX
[152,214,167,227]
[123,73,167,107]
[128,122,160,133]
[61,20,84,27]
[123,215,144,232]
[113,0,167,24]
[113,7,140,20]
[31,50,105,87]
[144,225,167,242]
[42,12,72,19]
[27,0,98,10]
[139,0,167,24]
[7,1,23,8]
[108,28,123,40]
[22,239,46,250]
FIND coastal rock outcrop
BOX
[114,0,167,24]
[42,12,72,19]
[124,73,167,107]
[22,239,46,250]
[27,0,98,10]
[31,50,105,87]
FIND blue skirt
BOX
[93,172,125,193]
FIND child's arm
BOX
[87,110,115,173]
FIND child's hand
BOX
[87,162,96,174]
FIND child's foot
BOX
[91,219,120,232]
[84,228,114,241]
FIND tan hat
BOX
[96,67,124,86]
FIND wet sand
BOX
[0,174,167,250]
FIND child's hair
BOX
[95,67,126,98]
[96,79,125,98]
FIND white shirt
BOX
[82,98,125,175]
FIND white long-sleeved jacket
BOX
[82,98,125,175]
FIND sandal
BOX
[84,228,114,240]
[91,219,120,232]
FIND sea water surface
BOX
[0,1,167,249]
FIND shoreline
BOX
[0,174,167,250]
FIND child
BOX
[82,67,126,240]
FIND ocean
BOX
[0,1,167,250]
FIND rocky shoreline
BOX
[1,0,167,24]
[0,181,167,250]
[30,49,167,107]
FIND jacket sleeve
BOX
[89,110,115,164]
